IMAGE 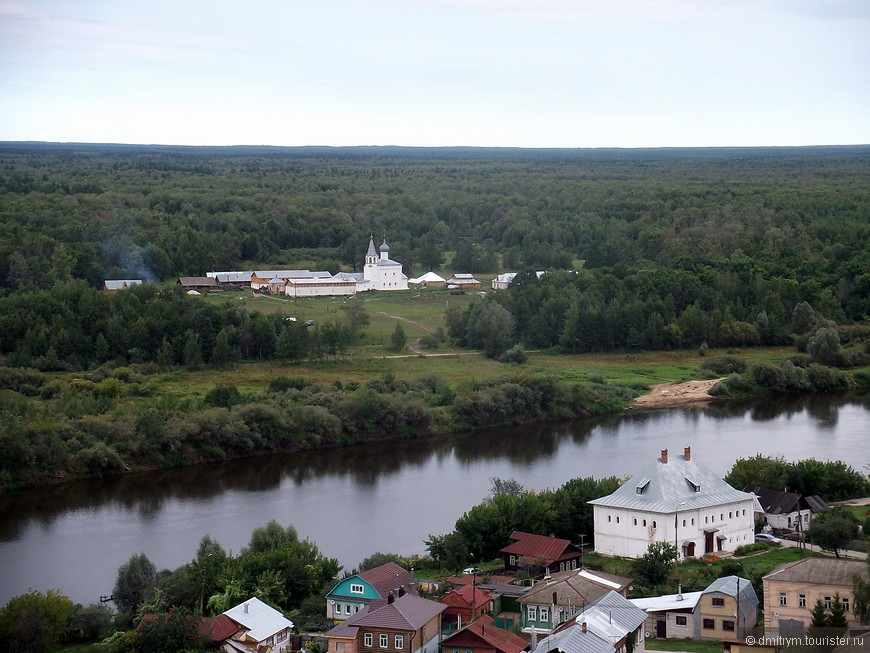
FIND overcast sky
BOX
[1,0,868,148]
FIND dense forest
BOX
[1,143,869,491]
[1,143,869,367]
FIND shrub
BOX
[269,376,308,392]
[500,344,527,364]
[700,356,747,375]
[204,384,243,408]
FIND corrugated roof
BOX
[588,449,756,513]
[104,279,143,290]
[536,591,646,653]
[744,485,801,515]
[629,591,703,612]
[501,532,580,566]
[443,584,491,609]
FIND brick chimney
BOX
[398,586,406,597]
[684,446,691,461]
[581,622,587,633]
[387,592,395,604]
[661,448,668,464]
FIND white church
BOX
[209,236,408,297]
[589,447,762,559]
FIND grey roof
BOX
[380,238,390,252]
[763,558,869,586]
[208,271,253,283]
[588,449,756,513]
[536,591,646,653]
[702,576,758,619]
[367,237,378,257]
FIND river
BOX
[0,392,867,606]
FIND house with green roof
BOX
[327,562,418,622]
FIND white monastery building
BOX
[359,236,409,291]
[205,236,408,297]
[589,447,762,559]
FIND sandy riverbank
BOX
[631,378,725,408]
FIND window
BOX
[843,598,850,612]
[720,513,724,521]
[509,555,516,565]
[380,635,389,648]
[703,619,715,630]
[729,511,733,518]
[652,521,657,528]
[799,594,806,608]
[337,644,345,653]
[608,515,611,522]
[643,519,647,527]
[691,518,695,525]
[682,519,686,527]
[395,635,404,649]
[616,516,620,523]
[824,596,832,609]
[344,604,350,615]
[712,598,725,607]
[723,620,735,632]
[780,593,787,606]
[335,603,342,615]
[365,634,373,647]
[540,607,550,622]
[633,518,637,526]
[528,606,537,621]
[278,631,288,643]
[675,616,687,626]
[350,584,365,594]
[705,516,709,524]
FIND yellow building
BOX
[762,558,869,634]
[695,575,758,641]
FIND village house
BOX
[532,591,646,653]
[629,588,702,640]
[518,568,630,636]
[744,485,828,534]
[501,532,584,578]
[440,583,492,630]
[222,596,295,652]
[445,575,528,631]
[325,591,446,653]
[589,447,761,559]
[762,558,869,634]
[440,616,529,653]
[326,562,418,623]
[207,270,255,289]
[446,273,481,289]
[695,575,758,641]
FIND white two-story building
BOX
[589,447,762,559]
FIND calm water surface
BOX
[0,392,867,605]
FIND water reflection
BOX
[0,391,867,605]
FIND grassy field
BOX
[186,288,803,400]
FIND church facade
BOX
[360,236,408,291]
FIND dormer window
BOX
[350,583,365,594]
[685,477,701,492]
[636,479,651,494]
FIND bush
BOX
[204,384,243,408]
[806,364,848,392]
[700,356,747,375]
[500,344,527,364]
[269,376,308,392]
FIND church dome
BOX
[379,239,390,253]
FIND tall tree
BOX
[114,552,157,615]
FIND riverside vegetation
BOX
[1,145,869,491]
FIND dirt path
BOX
[631,378,725,408]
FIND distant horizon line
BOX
[2,140,869,152]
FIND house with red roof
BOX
[440,583,492,628]
[500,532,583,577]
[440,616,529,653]
[325,591,447,653]
[326,562,418,622]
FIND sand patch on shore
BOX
[632,378,724,408]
